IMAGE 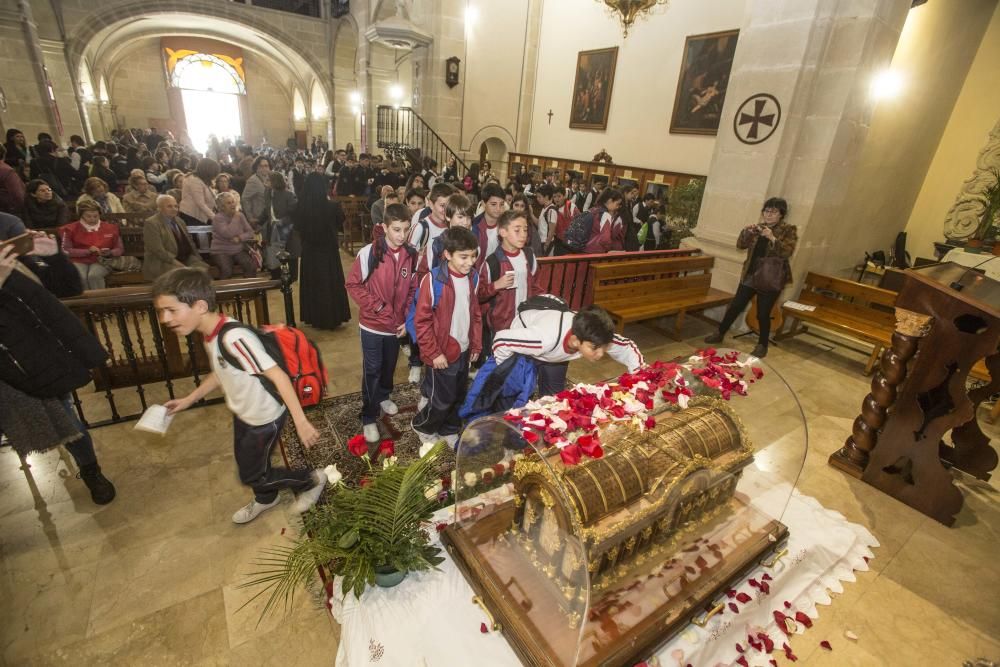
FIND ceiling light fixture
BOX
[597,0,669,38]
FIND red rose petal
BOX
[735,643,744,653]
[726,589,737,599]
[378,439,395,457]
[522,429,539,444]
[748,578,760,588]
[760,581,770,594]
[347,433,368,457]
[769,661,778,667]
[728,602,740,614]
[795,611,813,628]
[435,522,447,532]
[644,416,656,429]
[773,610,790,635]
[760,633,775,653]
[480,622,488,633]
[559,444,582,466]
[761,573,772,581]
[736,592,752,603]
[820,640,832,650]
[735,657,749,667]
[783,601,792,609]
[783,643,798,661]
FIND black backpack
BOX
[515,294,572,353]
[563,209,599,253]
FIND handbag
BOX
[244,240,264,271]
[749,256,786,293]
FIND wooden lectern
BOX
[830,262,1000,525]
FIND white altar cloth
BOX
[330,488,878,667]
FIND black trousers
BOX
[413,351,470,437]
[536,360,570,398]
[233,412,312,503]
[716,283,781,347]
[360,329,399,425]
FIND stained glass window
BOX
[170,53,246,95]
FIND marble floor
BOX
[2,279,998,666]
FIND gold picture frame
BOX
[569,47,619,130]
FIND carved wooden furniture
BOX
[830,263,1000,525]
[590,255,733,335]
[442,399,789,667]
[334,195,372,256]
[777,272,899,374]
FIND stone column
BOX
[4,0,62,141]
[411,0,465,152]
[690,0,911,294]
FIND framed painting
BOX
[569,47,618,130]
[669,29,739,135]
[645,182,670,203]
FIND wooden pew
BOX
[777,272,898,374]
[591,255,733,336]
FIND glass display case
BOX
[441,350,807,667]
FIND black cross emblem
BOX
[733,94,781,145]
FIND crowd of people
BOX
[1,126,792,524]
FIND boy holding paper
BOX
[152,268,326,524]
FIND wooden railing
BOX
[536,248,700,310]
[61,277,281,428]
[376,105,469,175]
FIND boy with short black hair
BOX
[155,268,325,524]
[346,203,418,442]
[478,210,540,333]
[404,187,426,218]
[535,184,557,254]
[411,227,482,447]
[471,183,506,269]
[492,304,643,397]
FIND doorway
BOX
[171,53,245,153]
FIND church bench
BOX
[591,255,733,336]
[776,272,898,374]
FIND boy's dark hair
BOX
[383,203,410,225]
[596,187,623,207]
[570,305,616,347]
[428,182,455,203]
[152,267,217,311]
[405,187,426,202]
[497,209,528,229]
[445,193,471,219]
[642,192,657,202]
[441,226,479,255]
[384,191,400,201]
[481,183,505,203]
[536,184,555,199]
[762,197,788,218]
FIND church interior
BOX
[1,0,998,665]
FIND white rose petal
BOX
[677,393,690,409]
[324,464,343,486]
[418,442,435,458]
[464,472,478,487]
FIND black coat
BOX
[0,258,107,398]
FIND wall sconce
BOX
[871,69,904,100]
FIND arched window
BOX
[170,53,246,95]
[293,88,306,121]
[99,76,110,103]
[311,80,329,120]
[79,65,95,102]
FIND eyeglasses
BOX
[762,207,782,214]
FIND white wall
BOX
[110,41,171,130]
[528,0,746,175]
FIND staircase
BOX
[375,106,468,175]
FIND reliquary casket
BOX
[442,397,791,667]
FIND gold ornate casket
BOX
[442,399,789,667]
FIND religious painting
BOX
[645,182,670,203]
[616,177,638,192]
[669,30,739,135]
[569,47,618,130]
[589,173,610,189]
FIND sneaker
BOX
[292,470,327,514]
[411,419,437,444]
[232,497,281,524]
[442,433,460,450]
[703,332,724,344]
[751,344,768,358]
[78,463,116,505]
[417,396,429,412]
[408,366,421,383]
[380,399,399,416]
[363,423,380,443]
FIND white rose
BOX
[324,464,343,486]
[382,455,398,469]
[464,472,478,487]
[424,481,443,499]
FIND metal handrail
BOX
[376,105,469,176]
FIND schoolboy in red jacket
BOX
[346,203,418,443]
[411,227,482,448]
[477,210,540,333]
[470,183,506,270]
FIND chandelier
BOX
[597,0,669,37]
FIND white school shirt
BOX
[507,249,528,306]
[449,273,471,353]
[485,225,499,257]
[206,318,286,426]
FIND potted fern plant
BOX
[241,441,447,616]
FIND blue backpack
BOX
[404,264,479,342]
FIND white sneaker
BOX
[408,367,421,383]
[417,396,429,412]
[411,419,437,444]
[443,433,459,450]
[293,470,327,514]
[380,399,399,416]
[363,423,380,443]
[232,497,281,524]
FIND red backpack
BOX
[217,322,328,407]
